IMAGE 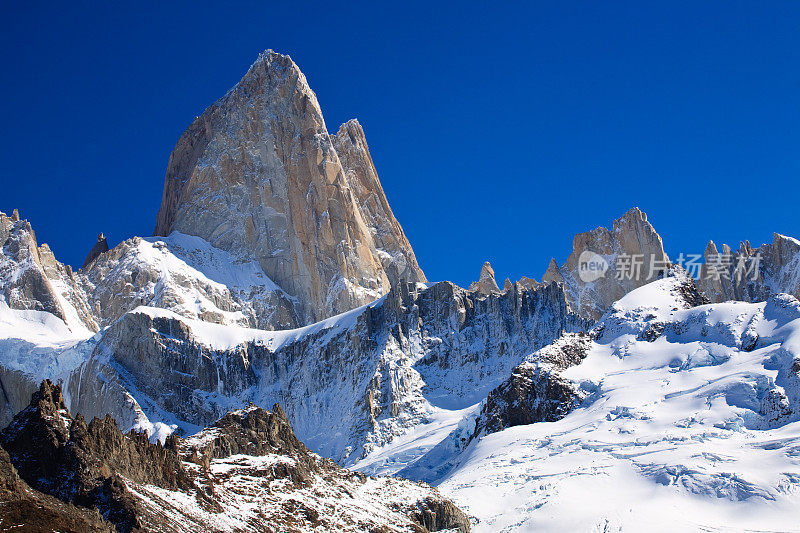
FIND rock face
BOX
[153,50,425,324]
[542,207,670,320]
[0,380,192,532]
[63,278,584,467]
[471,332,592,438]
[0,442,114,532]
[468,261,501,295]
[697,233,800,304]
[537,208,800,318]
[0,211,97,332]
[0,381,470,533]
[82,233,109,268]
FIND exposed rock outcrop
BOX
[0,442,114,532]
[0,211,97,331]
[153,50,425,324]
[471,332,592,439]
[0,381,193,532]
[82,233,109,268]
[697,233,800,304]
[468,261,501,295]
[542,207,670,320]
[333,118,425,289]
[0,381,470,533]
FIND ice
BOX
[435,280,800,531]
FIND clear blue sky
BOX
[2,2,798,287]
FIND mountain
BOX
[65,277,582,466]
[153,50,425,325]
[1,210,97,333]
[80,232,299,330]
[3,49,800,531]
[0,380,468,532]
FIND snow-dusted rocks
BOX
[60,278,582,470]
[698,232,800,304]
[0,381,470,533]
[0,212,100,427]
[79,232,299,330]
[0,211,97,333]
[153,50,425,324]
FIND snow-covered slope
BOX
[80,232,299,330]
[433,276,800,531]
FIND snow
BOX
[353,403,481,476]
[129,293,383,352]
[81,231,298,330]
[126,450,441,532]
[0,299,96,379]
[435,280,800,532]
[142,232,282,294]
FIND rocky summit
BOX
[154,50,425,325]
[2,49,800,532]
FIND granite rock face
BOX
[536,208,800,319]
[154,50,425,324]
[333,118,425,288]
[542,207,670,320]
[468,261,501,296]
[697,233,800,304]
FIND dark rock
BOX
[472,332,592,439]
[0,380,193,532]
[0,441,114,532]
[410,496,471,532]
[82,232,109,268]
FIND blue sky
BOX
[2,2,798,287]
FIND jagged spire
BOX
[469,261,501,295]
[82,233,109,269]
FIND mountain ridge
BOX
[2,49,800,531]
